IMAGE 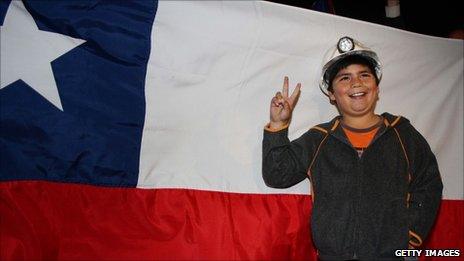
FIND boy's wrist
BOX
[265,122,289,132]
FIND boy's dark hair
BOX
[325,54,380,93]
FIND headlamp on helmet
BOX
[337,36,355,53]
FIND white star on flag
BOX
[0,1,85,111]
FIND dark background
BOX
[266,0,463,38]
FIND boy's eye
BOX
[361,73,372,78]
[339,76,350,82]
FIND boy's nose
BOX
[351,77,362,87]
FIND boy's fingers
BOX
[271,96,278,105]
[273,92,284,107]
[283,76,289,97]
[283,100,291,110]
[290,83,301,100]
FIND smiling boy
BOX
[262,37,443,260]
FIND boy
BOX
[262,36,443,259]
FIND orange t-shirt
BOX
[342,123,381,157]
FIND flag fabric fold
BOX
[1,0,155,186]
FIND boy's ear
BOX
[328,91,336,105]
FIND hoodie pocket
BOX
[311,201,354,256]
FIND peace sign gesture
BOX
[269,76,301,130]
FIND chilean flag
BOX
[1,1,462,260]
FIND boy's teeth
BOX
[351,92,365,97]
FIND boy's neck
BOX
[341,113,380,129]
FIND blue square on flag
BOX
[0,0,158,186]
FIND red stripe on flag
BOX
[0,181,462,260]
[0,181,315,260]
[423,199,464,259]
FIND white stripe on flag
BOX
[139,1,463,199]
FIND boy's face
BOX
[328,63,379,118]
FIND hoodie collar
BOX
[326,112,407,145]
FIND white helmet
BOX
[319,36,382,96]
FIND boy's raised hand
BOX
[269,76,301,129]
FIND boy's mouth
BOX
[349,91,367,98]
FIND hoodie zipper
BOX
[328,132,360,258]
[329,124,391,259]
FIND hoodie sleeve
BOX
[404,126,443,248]
[262,126,322,189]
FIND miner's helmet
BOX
[319,36,382,96]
